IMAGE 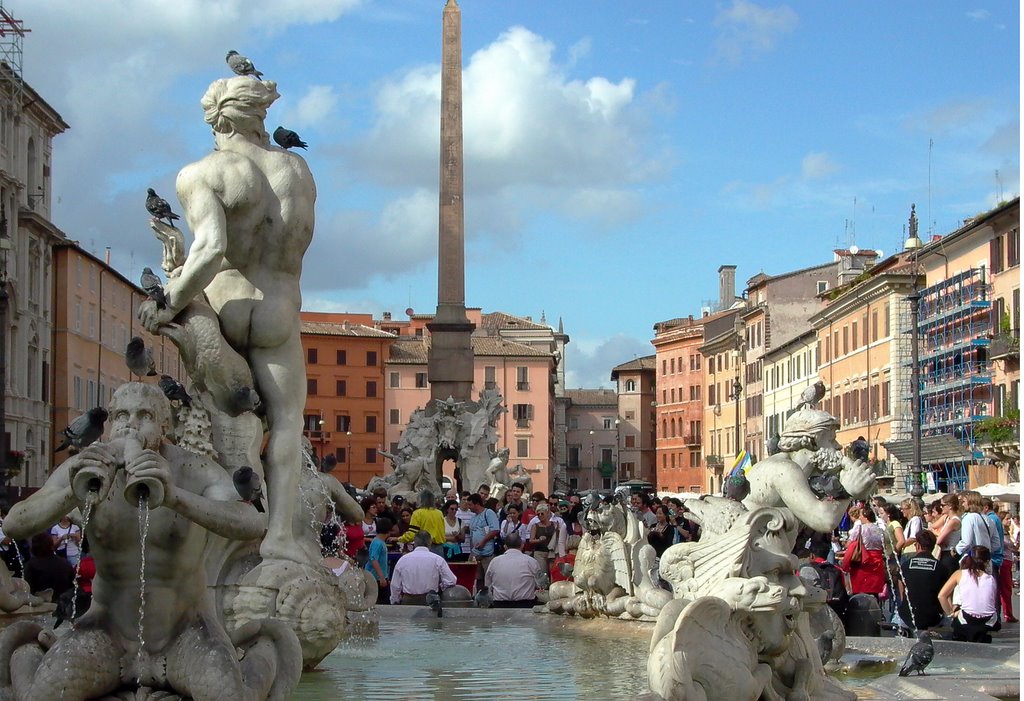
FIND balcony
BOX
[304,429,332,442]
[682,434,701,447]
[990,330,1020,362]
[706,454,724,470]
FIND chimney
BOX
[718,265,736,311]
[383,311,392,320]
[105,246,111,265]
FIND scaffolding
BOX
[0,3,27,107]
[916,267,993,491]
[890,292,917,489]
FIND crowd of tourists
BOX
[320,484,700,608]
[809,490,1019,643]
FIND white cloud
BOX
[564,335,653,389]
[712,0,799,66]
[966,9,990,21]
[801,152,840,180]
[568,37,592,67]
[282,85,338,129]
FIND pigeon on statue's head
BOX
[898,632,934,676]
[225,50,263,79]
[797,381,826,410]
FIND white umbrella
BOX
[976,482,1021,502]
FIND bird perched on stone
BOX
[140,267,167,309]
[145,188,180,227]
[158,374,192,408]
[723,472,750,502]
[898,632,934,676]
[426,591,444,618]
[816,630,835,665]
[808,473,849,501]
[797,380,826,410]
[273,126,307,150]
[766,433,781,456]
[232,466,265,513]
[125,336,157,377]
[473,588,492,609]
[849,435,870,462]
[55,407,108,454]
[225,50,263,78]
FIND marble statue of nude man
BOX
[743,408,876,533]
[0,383,298,700]
[139,75,315,564]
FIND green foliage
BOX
[975,409,1020,444]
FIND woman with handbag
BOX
[841,505,886,597]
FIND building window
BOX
[1008,228,1020,267]
[512,403,533,428]
[991,235,1005,274]
[516,366,529,390]
[568,446,581,468]
[365,447,377,464]
[883,303,890,337]
[389,409,401,424]
[307,379,317,395]
[603,417,613,429]
[690,451,701,467]
[690,385,701,400]
[624,379,636,392]
[871,310,878,342]
[851,322,858,349]
[337,350,347,365]
[366,415,377,433]
[366,381,377,398]
[569,478,579,490]
[336,380,346,396]
[389,372,400,388]
[335,447,347,463]
[415,372,427,388]
[336,415,350,432]
[625,434,636,448]
[307,348,318,364]
[602,478,612,490]
[817,281,828,294]
[568,416,578,429]
[303,414,320,431]
[516,438,529,458]
[484,366,496,389]
[366,350,378,367]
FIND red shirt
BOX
[76,555,96,594]
[344,523,365,559]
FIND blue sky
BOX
[25,1,1020,388]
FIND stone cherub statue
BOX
[0,383,301,700]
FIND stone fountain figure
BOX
[644,406,875,701]
[0,383,301,700]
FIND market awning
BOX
[882,434,975,465]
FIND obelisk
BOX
[427,0,475,404]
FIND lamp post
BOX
[345,430,353,484]
[614,417,621,490]
[317,416,326,467]
[908,290,924,497]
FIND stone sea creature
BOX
[125,336,157,377]
[273,126,307,150]
[54,407,108,454]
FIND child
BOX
[364,517,393,604]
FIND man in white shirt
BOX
[484,532,540,608]
[389,531,458,605]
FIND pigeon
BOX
[473,588,492,609]
[723,473,750,502]
[898,632,934,677]
[797,380,826,410]
[849,436,871,462]
[158,374,192,408]
[228,386,260,415]
[225,50,263,79]
[816,630,835,665]
[273,126,307,150]
[426,591,443,618]
[140,267,166,309]
[145,188,179,227]
[808,473,849,501]
[125,337,157,377]
[232,466,265,513]
[55,407,108,454]
[766,432,781,456]
[558,561,574,578]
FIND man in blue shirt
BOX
[467,493,499,593]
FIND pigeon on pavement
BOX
[125,337,157,377]
[145,188,179,227]
[158,375,192,408]
[55,408,108,454]
[140,267,167,309]
[273,126,308,150]
[226,50,263,78]
[898,632,934,676]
